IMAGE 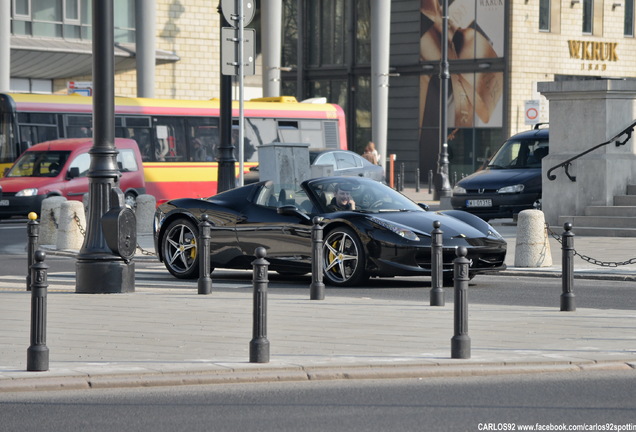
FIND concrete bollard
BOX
[136,194,156,235]
[56,200,86,251]
[39,196,67,245]
[514,209,552,267]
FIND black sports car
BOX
[154,176,507,286]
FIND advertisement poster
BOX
[419,0,505,129]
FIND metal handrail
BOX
[546,119,636,182]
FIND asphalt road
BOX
[1,370,635,432]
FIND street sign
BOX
[221,27,255,76]
[221,0,255,27]
[524,100,541,125]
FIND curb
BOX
[1,360,634,393]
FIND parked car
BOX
[450,125,549,221]
[154,176,507,287]
[244,149,386,184]
[0,138,145,219]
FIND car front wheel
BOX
[323,227,368,287]
[162,218,199,279]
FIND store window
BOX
[582,0,593,34]
[626,0,634,37]
[539,0,550,31]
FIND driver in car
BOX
[328,183,356,211]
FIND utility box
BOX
[258,143,310,189]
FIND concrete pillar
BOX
[538,80,636,225]
[371,1,391,165]
[39,197,68,246]
[514,210,552,268]
[261,0,282,97]
[135,0,156,98]
[0,0,10,92]
[56,201,86,251]
[136,194,156,235]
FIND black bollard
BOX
[399,163,405,191]
[430,221,445,306]
[415,168,420,192]
[451,246,471,359]
[250,247,270,363]
[197,214,212,295]
[428,169,433,194]
[310,216,325,300]
[27,250,49,371]
[26,212,39,292]
[560,222,576,312]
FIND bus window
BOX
[66,115,92,138]
[278,120,300,143]
[19,124,58,146]
[154,117,186,162]
[126,128,153,161]
[187,118,219,162]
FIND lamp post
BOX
[75,0,134,293]
[438,0,452,198]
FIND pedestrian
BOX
[362,141,380,165]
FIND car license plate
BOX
[466,199,492,208]
[0,200,9,206]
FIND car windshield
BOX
[487,138,548,169]
[306,178,422,213]
[7,151,71,177]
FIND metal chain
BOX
[545,223,636,267]
[73,213,86,237]
[136,244,156,256]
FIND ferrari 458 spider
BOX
[154,176,507,286]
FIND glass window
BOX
[154,117,186,162]
[69,152,90,177]
[187,117,219,162]
[13,0,31,18]
[8,150,70,177]
[539,0,550,31]
[64,0,80,22]
[117,149,138,172]
[626,0,634,36]
[335,151,358,169]
[356,0,371,63]
[582,0,593,34]
[281,0,298,69]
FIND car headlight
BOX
[497,184,524,194]
[371,217,420,241]
[16,188,38,197]
[452,185,466,194]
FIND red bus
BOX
[0,93,347,202]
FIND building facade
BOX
[5,0,636,184]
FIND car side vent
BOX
[323,121,338,149]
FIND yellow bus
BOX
[0,93,347,202]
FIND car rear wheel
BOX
[323,227,368,287]
[162,218,199,279]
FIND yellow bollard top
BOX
[28,212,38,221]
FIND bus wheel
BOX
[162,218,199,279]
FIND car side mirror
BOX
[67,167,80,179]
[277,204,311,222]
[417,202,430,211]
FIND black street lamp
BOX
[75,0,135,293]
[438,0,452,198]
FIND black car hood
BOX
[458,168,541,189]
[361,209,493,239]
